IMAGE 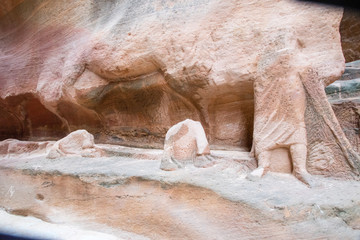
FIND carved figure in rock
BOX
[249,40,360,184]
[47,130,104,159]
[160,119,213,170]
[0,0,359,180]
[250,63,360,185]
[249,52,311,184]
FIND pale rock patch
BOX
[47,130,104,159]
[160,119,214,170]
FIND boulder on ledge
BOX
[160,119,214,170]
[47,130,104,159]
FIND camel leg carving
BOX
[301,68,360,177]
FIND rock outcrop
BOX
[47,130,104,159]
[0,1,358,179]
[160,119,213,170]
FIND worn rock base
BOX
[0,144,359,239]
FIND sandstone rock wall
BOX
[0,1,358,177]
[340,8,360,62]
[0,1,342,144]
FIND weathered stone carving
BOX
[1,1,360,238]
[47,130,104,159]
[0,0,359,180]
[160,119,213,170]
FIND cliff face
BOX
[0,1,341,141]
[0,1,358,177]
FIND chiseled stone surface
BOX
[160,119,213,170]
[47,129,104,159]
[0,1,360,238]
[0,0,358,179]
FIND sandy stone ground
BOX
[0,145,359,239]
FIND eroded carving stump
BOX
[160,119,213,170]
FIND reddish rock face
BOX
[0,93,67,140]
[340,8,360,62]
[0,139,52,158]
[0,1,358,178]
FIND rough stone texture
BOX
[47,130,104,159]
[331,102,360,153]
[340,8,360,62]
[0,154,359,239]
[0,139,53,158]
[160,119,213,170]
[304,69,360,179]
[1,1,360,238]
[0,93,68,141]
[0,0,357,179]
[0,1,360,238]
[326,60,360,155]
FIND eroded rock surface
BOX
[160,119,213,170]
[0,0,359,194]
[0,139,53,158]
[0,1,360,238]
[331,102,360,153]
[0,154,359,239]
[326,60,360,155]
[47,130,104,159]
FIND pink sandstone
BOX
[0,1,359,181]
[47,129,104,159]
[160,119,213,170]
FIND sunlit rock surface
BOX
[46,129,105,159]
[0,151,359,239]
[0,0,360,238]
[0,0,358,178]
[160,119,213,170]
